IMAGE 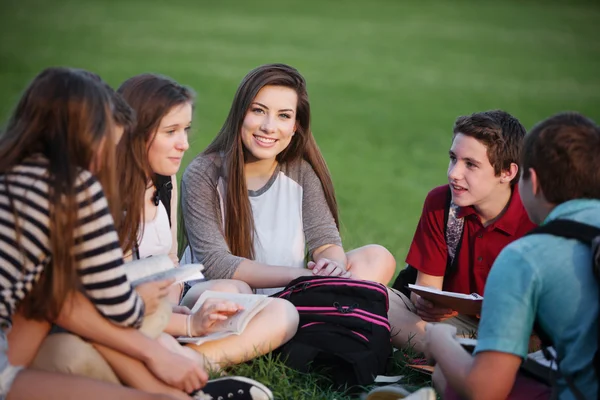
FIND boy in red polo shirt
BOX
[389,110,536,352]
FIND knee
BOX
[267,298,299,340]
[368,244,396,271]
[388,293,417,321]
[32,334,118,383]
[210,279,252,294]
[351,244,396,284]
[32,334,83,373]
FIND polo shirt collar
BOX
[455,186,524,236]
[545,199,600,223]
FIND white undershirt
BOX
[137,200,172,259]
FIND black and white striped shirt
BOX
[0,154,144,328]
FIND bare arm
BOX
[411,271,457,322]
[410,270,444,303]
[308,244,351,278]
[426,324,520,399]
[313,244,347,268]
[55,292,164,363]
[55,291,206,391]
[232,259,312,288]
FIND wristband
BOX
[186,314,193,337]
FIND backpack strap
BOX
[526,219,600,400]
[391,187,465,296]
[443,187,465,277]
[154,174,173,226]
[132,174,173,260]
[528,219,600,247]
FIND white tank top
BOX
[137,200,172,259]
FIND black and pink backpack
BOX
[271,275,392,388]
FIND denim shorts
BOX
[0,327,24,399]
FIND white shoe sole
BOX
[207,376,274,400]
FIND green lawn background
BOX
[1,0,599,280]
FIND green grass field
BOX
[1,0,599,398]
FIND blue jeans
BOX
[0,325,23,399]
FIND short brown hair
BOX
[521,112,600,203]
[453,110,526,184]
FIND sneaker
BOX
[193,376,274,400]
[366,386,436,400]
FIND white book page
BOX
[178,291,271,345]
[527,348,558,370]
[178,331,236,346]
[408,284,483,300]
[123,255,173,283]
[132,264,204,287]
[457,338,558,372]
[457,337,478,347]
[127,259,204,288]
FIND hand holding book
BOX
[136,277,174,316]
[413,295,459,322]
[408,284,483,316]
[189,298,244,337]
[178,291,271,345]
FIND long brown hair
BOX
[203,63,338,259]
[116,74,195,253]
[0,67,118,321]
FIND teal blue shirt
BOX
[475,199,599,400]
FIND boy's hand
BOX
[191,298,244,337]
[135,278,174,315]
[414,295,458,322]
[308,258,352,278]
[424,323,457,364]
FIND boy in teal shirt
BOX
[425,112,600,399]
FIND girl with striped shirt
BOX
[0,67,204,399]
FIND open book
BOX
[456,338,557,383]
[177,290,271,346]
[524,347,557,375]
[123,255,205,288]
[407,338,476,375]
[408,284,483,315]
[406,364,435,375]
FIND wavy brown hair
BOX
[201,63,338,259]
[116,74,195,253]
[0,67,118,321]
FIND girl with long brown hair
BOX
[180,63,396,297]
[0,66,189,400]
[114,73,298,372]
[20,73,277,400]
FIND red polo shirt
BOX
[405,185,536,296]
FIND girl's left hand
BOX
[190,298,243,337]
[308,258,352,278]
